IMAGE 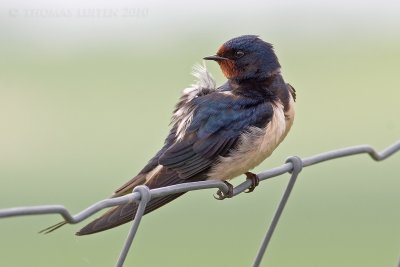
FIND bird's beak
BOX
[203,55,229,61]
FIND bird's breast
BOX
[208,95,295,181]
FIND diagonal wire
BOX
[252,156,303,267]
[116,186,151,267]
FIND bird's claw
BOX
[214,181,234,200]
[244,172,260,193]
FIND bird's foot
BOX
[214,181,234,200]
[244,172,260,193]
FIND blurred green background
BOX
[0,1,399,266]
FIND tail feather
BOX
[39,221,68,234]
[76,192,184,235]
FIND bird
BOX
[41,35,296,235]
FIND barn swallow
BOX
[42,35,296,235]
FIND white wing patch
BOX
[171,63,217,141]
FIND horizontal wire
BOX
[0,141,399,223]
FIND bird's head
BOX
[204,35,281,81]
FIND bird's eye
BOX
[235,50,245,58]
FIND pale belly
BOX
[207,98,295,181]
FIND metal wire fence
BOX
[1,141,399,267]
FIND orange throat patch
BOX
[219,60,238,79]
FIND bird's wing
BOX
[159,92,273,179]
[114,88,274,197]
